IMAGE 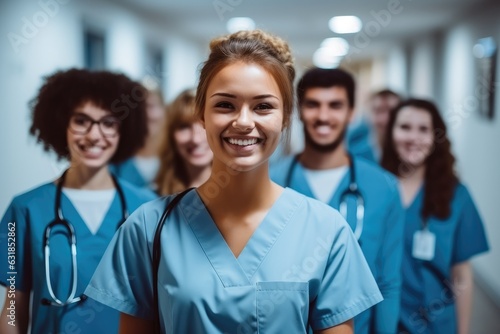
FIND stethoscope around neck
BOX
[285,154,365,240]
[41,169,128,307]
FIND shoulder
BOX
[10,182,56,210]
[110,158,133,172]
[116,177,158,202]
[270,155,295,171]
[121,190,190,238]
[355,157,400,194]
[452,182,475,205]
[270,155,296,184]
[284,187,347,231]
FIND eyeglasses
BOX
[68,113,120,137]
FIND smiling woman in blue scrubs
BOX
[85,30,383,334]
[155,88,213,195]
[0,69,157,334]
[381,99,489,334]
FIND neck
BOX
[399,164,426,186]
[398,164,426,207]
[299,142,350,170]
[198,161,279,215]
[187,164,212,188]
[63,165,114,190]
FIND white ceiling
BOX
[111,0,493,65]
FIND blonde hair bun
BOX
[209,29,294,69]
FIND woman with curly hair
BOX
[0,68,156,334]
[85,30,382,333]
[155,88,213,195]
[380,98,489,334]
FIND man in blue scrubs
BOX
[271,68,405,334]
[347,89,401,163]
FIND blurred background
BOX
[1,0,499,331]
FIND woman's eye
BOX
[73,115,89,125]
[176,122,191,130]
[101,118,119,128]
[255,103,273,111]
[214,102,233,109]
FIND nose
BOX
[318,105,330,121]
[86,122,103,141]
[232,107,255,131]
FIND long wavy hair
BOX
[156,89,199,195]
[381,98,458,220]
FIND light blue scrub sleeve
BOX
[373,189,405,334]
[84,202,157,319]
[0,200,31,292]
[452,186,489,264]
[310,211,383,330]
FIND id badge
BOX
[412,229,436,261]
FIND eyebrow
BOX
[72,112,116,119]
[209,92,279,100]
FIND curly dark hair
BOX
[381,98,458,220]
[29,68,148,163]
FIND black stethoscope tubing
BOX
[152,187,193,334]
[285,154,365,240]
[41,169,128,307]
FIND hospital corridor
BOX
[1,0,500,333]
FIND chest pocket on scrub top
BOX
[256,281,309,333]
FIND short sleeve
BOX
[84,204,155,319]
[452,186,489,264]
[0,200,32,292]
[309,212,383,330]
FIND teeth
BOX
[315,125,332,135]
[81,145,103,153]
[228,138,258,146]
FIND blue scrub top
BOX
[346,119,378,163]
[399,183,489,334]
[271,155,405,334]
[85,188,383,333]
[110,158,149,189]
[0,178,156,334]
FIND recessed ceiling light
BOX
[320,38,349,56]
[227,17,256,33]
[328,16,362,34]
[313,48,343,69]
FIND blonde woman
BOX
[156,89,213,195]
[85,30,381,334]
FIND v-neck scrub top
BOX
[399,183,489,334]
[0,180,157,334]
[85,188,383,333]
